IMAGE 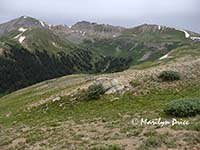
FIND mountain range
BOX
[0,16,200,93]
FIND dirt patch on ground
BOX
[1,116,200,150]
[9,138,26,149]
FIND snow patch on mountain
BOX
[177,29,190,38]
[40,21,45,27]
[48,24,52,28]
[191,37,200,40]
[159,54,168,60]
[176,28,200,41]
[19,36,26,43]
[82,32,86,36]
[15,28,27,40]
[18,28,27,32]
[14,34,21,39]
[158,25,161,30]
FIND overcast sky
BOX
[1,0,200,33]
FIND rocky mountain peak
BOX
[0,16,46,36]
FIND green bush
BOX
[85,84,105,100]
[164,98,200,117]
[144,136,162,147]
[130,80,140,87]
[158,70,180,81]
[90,144,122,150]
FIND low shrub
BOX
[85,84,105,100]
[144,136,162,147]
[130,80,140,87]
[90,144,122,150]
[164,98,200,117]
[158,70,180,81]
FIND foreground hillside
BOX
[1,54,200,149]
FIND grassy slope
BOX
[130,42,200,69]
[170,43,200,57]
[122,27,188,42]
[24,28,76,54]
[0,72,200,149]
[0,74,89,126]
[2,84,200,126]
[81,28,193,66]
[0,27,76,55]
[0,63,200,125]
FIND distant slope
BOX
[0,16,200,93]
[0,26,131,93]
[80,24,197,65]
[0,27,75,54]
[0,16,46,36]
[51,21,125,43]
[0,40,131,93]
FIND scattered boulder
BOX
[95,77,129,94]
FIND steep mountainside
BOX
[0,17,130,92]
[81,24,199,65]
[0,40,130,93]
[0,16,200,93]
[0,16,47,36]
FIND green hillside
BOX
[0,27,75,54]
[81,25,194,65]
[0,28,130,92]
[1,55,200,149]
